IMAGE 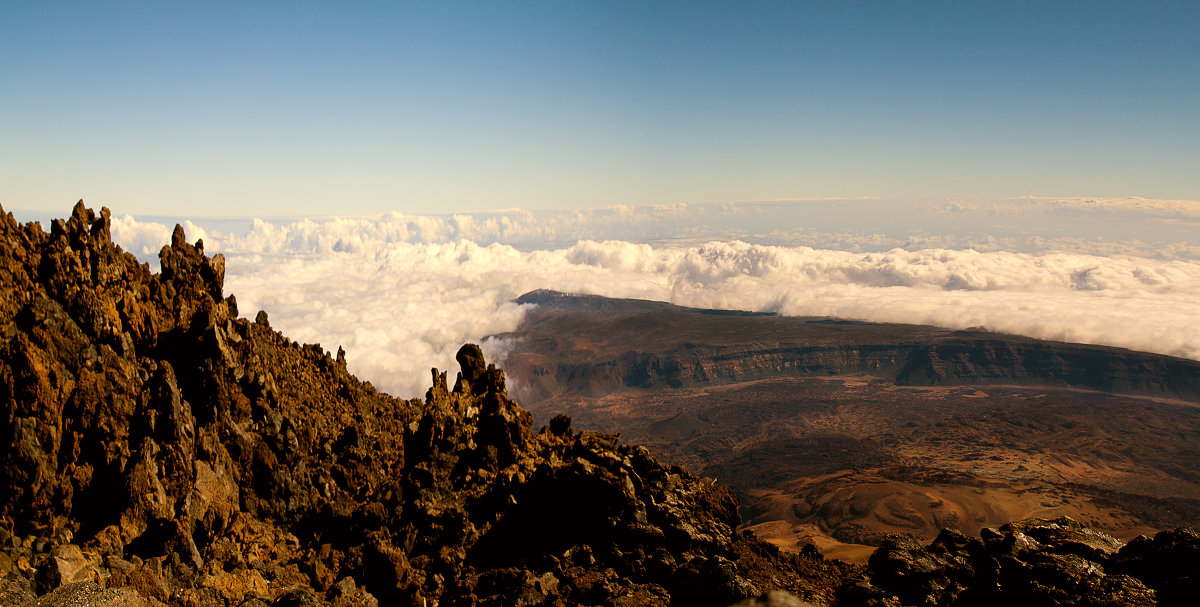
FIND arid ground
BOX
[498,291,1200,562]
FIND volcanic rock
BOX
[0,202,843,604]
[839,517,1169,606]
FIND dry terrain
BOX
[497,291,1200,562]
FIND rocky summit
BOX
[0,203,1198,607]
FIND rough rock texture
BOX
[839,517,1200,607]
[0,203,846,605]
[729,590,821,606]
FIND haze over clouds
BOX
[108,199,1200,398]
[108,197,1200,257]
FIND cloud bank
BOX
[108,200,1200,397]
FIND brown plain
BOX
[498,291,1200,563]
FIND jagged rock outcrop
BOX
[0,203,845,605]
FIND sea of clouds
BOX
[106,198,1200,398]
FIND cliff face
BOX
[0,203,844,605]
[894,339,1200,396]
[505,291,1200,402]
[602,337,1200,397]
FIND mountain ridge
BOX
[506,289,1200,402]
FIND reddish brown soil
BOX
[498,292,1200,563]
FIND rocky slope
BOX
[0,202,846,605]
[2,203,1199,607]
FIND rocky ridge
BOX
[0,202,844,605]
[1,203,1199,606]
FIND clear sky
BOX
[2,1,1197,217]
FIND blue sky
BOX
[2,1,1197,216]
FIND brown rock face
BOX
[0,203,845,605]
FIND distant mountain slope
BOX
[510,289,1200,400]
[498,290,1200,560]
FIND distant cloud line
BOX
[110,205,1200,398]
[110,196,1200,259]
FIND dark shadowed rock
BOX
[455,342,488,390]
[548,413,573,436]
[840,518,1159,607]
[1109,527,1200,607]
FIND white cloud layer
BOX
[108,200,1200,398]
